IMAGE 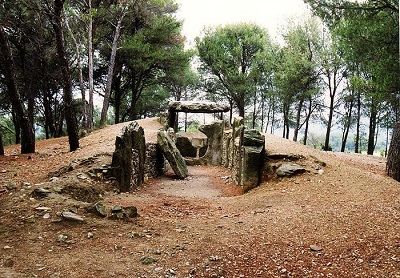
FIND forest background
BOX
[0,0,399,179]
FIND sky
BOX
[175,0,311,47]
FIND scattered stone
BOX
[61,211,84,222]
[1,169,7,173]
[57,234,68,243]
[43,213,51,219]
[31,187,51,199]
[35,206,52,212]
[87,202,108,217]
[3,245,12,250]
[123,206,138,218]
[141,257,158,265]
[21,182,31,188]
[3,257,14,267]
[49,177,59,182]
[6,181,17,191]
[310,244,323,252]
[87,232,94,239]
[276,163,306,177]
[77,173,88,180]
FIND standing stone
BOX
[157,130,188,179]
[241,130,265,192]
[112,121,146,192]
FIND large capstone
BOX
[157,130,188,179]
[112,121,146,192]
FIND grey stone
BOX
[157,130,188,179]
[112,121,146,192]
[61,211,84,222]
[87,202,108,217]
[276,163,306,177]
[31,187,51,199]
[168,101,230,113]
[123,206,138,218]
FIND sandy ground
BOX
[0,117,399,278]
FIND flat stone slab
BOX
[276,163,306,177]
[157,130,188,179]
[169,101,230,113]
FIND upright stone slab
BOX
[232,117,244,185]
[241,129,265,192]
[112,121,146,192]
[157,130,188,179]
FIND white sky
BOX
[176,0,311,47]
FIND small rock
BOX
[31,187,51,198]
[87,232,94,239]
[3,245,12,250]
[141,257,158,265]
[61,211,84,222]
[3,257,14,267]
[310,244,323,252]
[123,206,138,218]
[43,213,51,219]
[49,177,59,182]
[35,206,52,211]
[87,202,108,217]
[6,182,17,191]
[57,234,68,243]
[1,169,7,173]
[77,173,88,180]
[21,182,31,188]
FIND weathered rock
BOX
[31,187,51,199]
[123,206,138,218]
[176,132,208,158]
[169,101,230,113]
[276,163,306,177]
[112,121,146,192]
[243,129,265,147]
[185,121,225,166]
[145,143,165,179]
[86,202,108,217]
[157,130,188,179]
[61,211,84,222]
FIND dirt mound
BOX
[0,118,399,277]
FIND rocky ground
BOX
[0,117,399,278]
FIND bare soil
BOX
[0,117,399,278]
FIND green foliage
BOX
[0,114,15,146]
[196,23,275,117]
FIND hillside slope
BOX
[0,118,399,277]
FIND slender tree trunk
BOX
[87,0,94,130]
[66,18,87,131]
[11,108,21,144]
[387,120,400,181]
[341,93,354,152]
[0,133,4,155]
[53,0,79,151]
[355,91,361,153]
[303,97,313,145]
[0,27,35,153]
[324,86,335,151]
[252,89,257,129]
[100,4,127,127]
[293,98,304,142]
[367,101,377,155]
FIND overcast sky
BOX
[175,0,311,47]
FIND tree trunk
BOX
[367,100,377,155]
[0,27,35,153]
[100,4,126,126]
[0,133,4,155]
[341,93,354,152]
[324,89,335,151]
[293,98,304,142]
[355,91,361,153]
[87,0,94,130]
[387,120,400,181]
[303,97,313,145]
[53,0,80,152]
[66,17,87,131]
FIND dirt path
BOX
[0,118,399,277]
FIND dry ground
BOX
[0,117,399,278]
